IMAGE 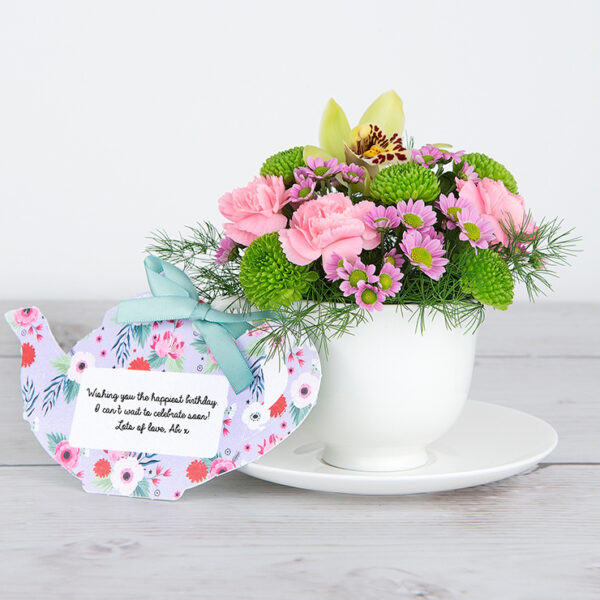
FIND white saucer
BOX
[239,401,558,495]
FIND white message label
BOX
[69,368,230,457]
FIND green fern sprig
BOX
[498,215,580,301]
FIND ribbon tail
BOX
[195,320,254,394]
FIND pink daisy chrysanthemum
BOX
[441,149,465,164]
[420,226,445,243]
[306,156,342,179]
[215,236,237,265]
[459,161,479,182]
[400,229,449,281]
[383,248,405,269]
[437,193,475,230]
[293,166,314,181]
[411,144,443,168]
[355,281,385,311]
[289,177,316,204]
[376,263,403,297]
[397,199,437,230]
[338,257,377,296]
[323,252,347,281]
[457,210,496,250]
[341,163,366,183]
[364,205,400,232]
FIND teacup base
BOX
[321,446,430,472]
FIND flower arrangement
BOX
[149,91,578,355]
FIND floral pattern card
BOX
[6,305,321,500]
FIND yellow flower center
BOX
[463,222,481,241]
[411,247,433,269]
[447,206,462,220]
[403,213,424,228]
[379,273,393,291]
[349,269,368,288]
[361,288,378,305]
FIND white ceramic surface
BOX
[308,306,478,471]
[239,401,558,495]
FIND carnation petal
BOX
[322,237,364,267]
[223,222,257,246]
[279,229,321,266]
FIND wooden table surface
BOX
[1,300,598,599]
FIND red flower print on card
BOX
[128,357,151,371]
[269,395,287,418]
[186,460,208,483]
[21,343,36,368]
[93,458,111,478]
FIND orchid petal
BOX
[303,144,333,163]
[358,90,405,137]
[319,98,350,161]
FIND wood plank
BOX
[0,464,597,599]
[1,356,598,466]
[2,300,599,358]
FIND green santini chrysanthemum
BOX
[370,163,440,205]
[461,152,518,194]
[240,233,318,310]
[260,146,306,185]
[459,248,515,310]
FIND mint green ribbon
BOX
[116,256,270,394]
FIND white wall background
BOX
[1,0,598,301]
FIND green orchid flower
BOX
[304,90,410,178]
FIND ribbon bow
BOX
[116,256,271,393]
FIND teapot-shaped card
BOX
[5,258,321,500]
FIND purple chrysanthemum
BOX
[383,248,405,269]
[459,161,479,182]
[420,226,445,243]
[290,177,316,203]
[364,205,400,232]
[397,198,437,230]
[457,210,496,250]
[400,229,449,281]
[340,163,366,183]
[215,236,237,265]
[437,193,475,230]
[294,166,314,182]
[306,156,343,179]
[411,144,444,169]
[323,252,347,281]
[376,263,403,297]
[354,281,385,311]
[441,149,465,164]
[338,257,377,296]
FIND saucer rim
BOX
[239,401,558,494]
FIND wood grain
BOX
[0,465,598,599]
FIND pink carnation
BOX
[218,175,291,246]
[279,193,379,266]
[457,178,534,247]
